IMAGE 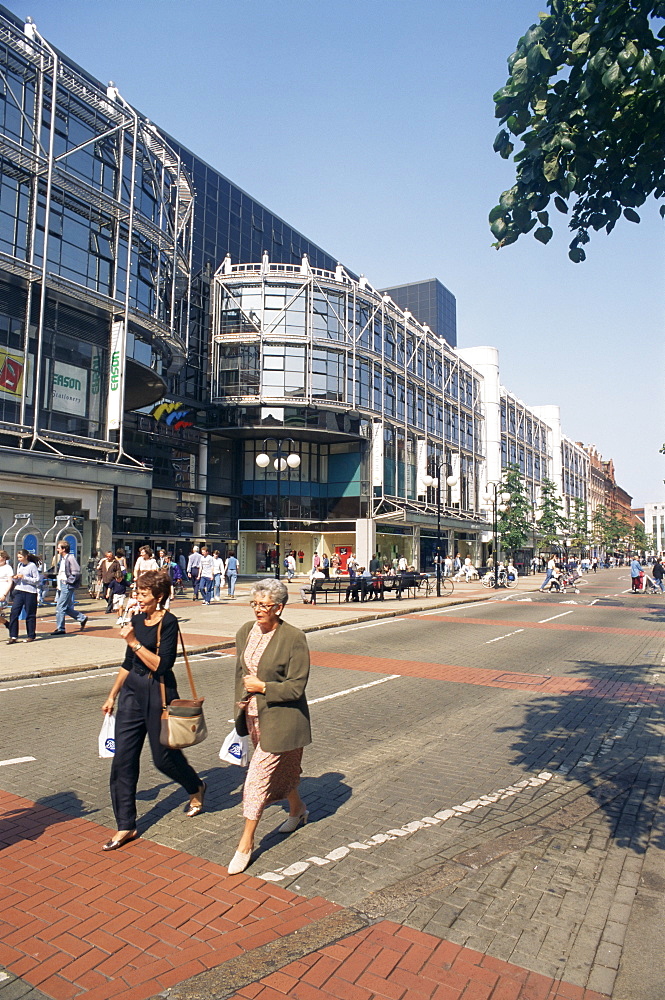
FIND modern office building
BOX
[0,5,337,560]
[643,502,665,554]
[211,258,486,572]
[380,278,457,347]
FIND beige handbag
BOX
[158,623,208,749]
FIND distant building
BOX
[643,503,665,553]
[380,278,457,347]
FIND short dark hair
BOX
[58,541,70,553]
[136,570,171,604]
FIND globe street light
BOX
[256,437,301,579]
[482,482,511,588]
[423,465,459,597]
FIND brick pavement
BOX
[308,651,665,705]
[225,921,608,1000]
[0,785,613,1000]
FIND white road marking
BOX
[334,620,400,632]
[0,671,117,693]
[225,673,402,724]
[309,674,400,705]
[258,771,554,882]
[0,756,36,767]
[485,629,525,644]
[538,611,575,623]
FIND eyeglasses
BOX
[250,601,279,611]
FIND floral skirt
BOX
[242,713,303,821]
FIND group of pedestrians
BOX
[184,545,239,601]
[1,541,87,643]
[100,573,311,876]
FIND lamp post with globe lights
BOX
[482,483,511,588]
[255,437,301,579]
[422,465,459,597]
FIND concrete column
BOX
[355,517,375,568]
[96,489,113,555]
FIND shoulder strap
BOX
[157,617,199,707]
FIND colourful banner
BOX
[0,348,25,399]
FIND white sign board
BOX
[52,362,87,415]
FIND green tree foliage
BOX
[631,522,653,553]
[593,504,632,553]
[569,497,590,552]
[497,465,532,557]
[538,477,568,551]
[490,0,665,261]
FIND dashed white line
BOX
[0,671,117,693]
[485,628,525,644]
[538,610,575,623]
[258,771,554,882]
[0,756,36,767]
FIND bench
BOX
[302,578,344,604]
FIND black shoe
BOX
[51,629,66,636]
[80,617,88,631]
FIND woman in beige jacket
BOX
[228,578,311,874]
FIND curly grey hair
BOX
[250,578,289,607]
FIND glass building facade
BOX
[211,259,487,571]
[380,278,457,347]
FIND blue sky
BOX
[15,0,664,506]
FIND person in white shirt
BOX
[0,549,13,607]
[198,546,215,605]
[133,546,158,585]
[52,541,88,635]
[212,550,225,602]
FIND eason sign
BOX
[107,319,124,432]
[52,361,87,415]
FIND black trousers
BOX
[110,671,201,830]
[9,590,37,639]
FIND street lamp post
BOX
[482,482,511,588]
[423,465,459,597]
[255,437,301,580]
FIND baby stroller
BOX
[641,573,662,595]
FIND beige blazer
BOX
[234,619,312,754]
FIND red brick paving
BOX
[309,651,665,704]
[418,614,664,637]
[0,790,611,1000]
[229,921,608,999]
[0,788,337,1000]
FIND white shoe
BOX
[227,849,252,875]
[278,807,309,834]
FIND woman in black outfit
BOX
[101,570,205,851]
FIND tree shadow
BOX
[0,791,92,849]
[500,653,665,854]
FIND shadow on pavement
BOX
[500,654,665,854]
[0,791,92,848]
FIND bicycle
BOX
[418,575,454,596]
[481,570,517,589]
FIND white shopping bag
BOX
[98,714,116,758]
[219,728,248,766]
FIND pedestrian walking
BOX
[52,541,87,636]
[133,546,158,586]
[199,545,214,605]
[100,570,205,851]
[630,556,642,593]
[98,550,120,613]
[6,550,40,643]
[652,558,664,593]
[187,545,202,600]
[225,551,239,597]
[227,579,311,874]
[212,550,224,602]
[0,548,13,608]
